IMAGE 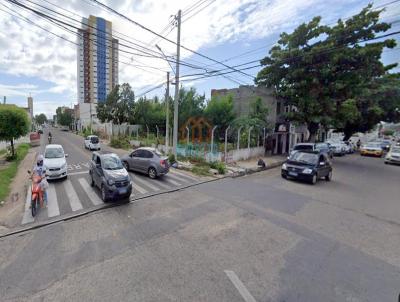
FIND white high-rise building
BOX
[77,15,118,129]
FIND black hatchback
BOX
[281,151,332,184]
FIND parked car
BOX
[384,145,400,165]
[343,141,355,153]
[84,135,101,151]
[89,151,132,202]
[121,147,169,179]
[37,128,43,134]
[281,151,332,184]
[360,142,383,157]
[327,142,346,156]
[380,140,392,152]
[43,144,68,180]
[290,143,332,158]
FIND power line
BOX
[182,0,216,24]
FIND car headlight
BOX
[302,168,313,174]
[282,163,287,170]
[107,179,115,186]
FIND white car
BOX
[44,144,68,180]
[84,135,101,151]
[385,145,400,165]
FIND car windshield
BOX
[102,156,123,170]
[316,143,328,149]
[289,152,318,164]
[391,147,400,152]
[294,145,313,151]
[45,147,64,158]
[90,137,99,143]
[366,143,381,148]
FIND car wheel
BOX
[310,174,317,185]
[281,174,287,179]
[101,185,108,202]
[325,171,332,181]
[90,174,95,187]
[148,167,157,179]
[123,161,130,171]
[384,161,389,165]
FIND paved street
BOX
[21,128,205,225]
[1,152,399,301]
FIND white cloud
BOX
[0,0,378,105]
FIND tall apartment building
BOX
[77,15,119,129]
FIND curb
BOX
[230,160,286,178]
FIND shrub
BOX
[110,136,131,150]
[210,161,226,174]
[168,153,176,164]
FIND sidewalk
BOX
[226,155,287,177]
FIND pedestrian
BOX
[356,139,361,150]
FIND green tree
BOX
[56,107,73,127]
[134,97,166,130]
[204,94,235,132]
[177,87,205,126]
[97,83,135,124]
[255,5,396,141]
[35,113,47,125]
[0,105,30,157]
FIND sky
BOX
[0,0,399,118]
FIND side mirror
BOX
[65,154,69,157]
[96,164,101,169]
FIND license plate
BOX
[288,172,298,177]
[119,188,127,194]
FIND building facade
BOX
[211,85,308,154]
[77,15,119,129]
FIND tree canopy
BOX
[0,104,30,157]
[255,4,397,141]
[35,113,47,125]
[204,94,235,131]
[56,107,73,127]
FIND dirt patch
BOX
[0,147,38,229]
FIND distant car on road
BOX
[89,151,132,202]
[384,145,400,165]
[327,141,346,156]
[360,142,383,157]
[84,135,101,151]
[281,151,332,185]
[44,144,68,180]
[315,143,334,158]
[121,147,169,179]
[290,143,332,158]
[380,140,392,152]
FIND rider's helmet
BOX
[37,154,44,166]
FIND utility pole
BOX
[90,102,93,134]
[3,96,5,104]
[165,72,170,152]
[172,9,181,157]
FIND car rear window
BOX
[90,137,99,144]
[294,145,313,150]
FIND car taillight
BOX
[160,159,166,168]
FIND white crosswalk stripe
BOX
[47,185,60,218]
[163,176,181,186]
[152,179,173,190]
[133,175,160,191]
[78,178,103,205]
[64,180,83,211]
[133,182,148,194]
[167,172,192,184]
[169,169,198,181]
[21,187,34,225]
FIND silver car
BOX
[121,147,169,179]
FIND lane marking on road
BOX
[167,172,191,184]
[133,182,148,194]
[64,179,83,211]
[133,175,160,191]
[169,169,198,181]
[68,171,89,176]
[224,270,257,302]
[47,185,60,218]
[163,177,181,186]
[78,178,103,206]
[21,187,34,225]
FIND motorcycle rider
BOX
[48,131,52,144]
[32,155,48,208]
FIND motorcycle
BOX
[28,171,43,217]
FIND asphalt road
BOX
[1,152,399,301]
[21,128,204,226]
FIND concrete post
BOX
[146,124,149,142]
[211,125,218,154]
[224,126,230,163]
[237,126,243,151]
[248,126,253,150]
[186,126,190,145]
[156,125,159,139]
[263,127,266,148]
